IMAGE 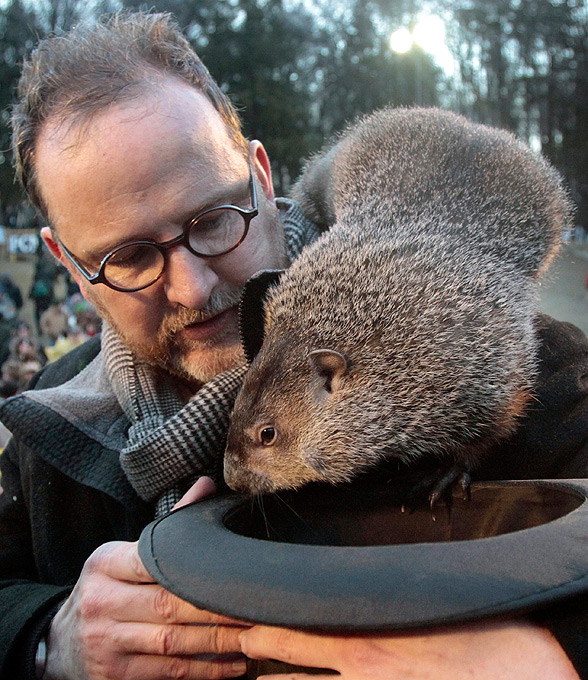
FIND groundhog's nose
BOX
[223,446,241,487]
[224,456,276,495]
[223,457,241,491]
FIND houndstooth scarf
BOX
[105,199,321,517]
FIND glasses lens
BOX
[188,208,247,256]
[103,243,164,291]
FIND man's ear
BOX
[40,226,62,262]
[250,140,275,202]
[40,226,89,299]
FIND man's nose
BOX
[162,247,219,309]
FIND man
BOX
[0,11,586,680]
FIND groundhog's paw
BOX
[402,464,472,519]
[428,466,472,512]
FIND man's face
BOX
[36,79,286,386]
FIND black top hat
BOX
[139,478,588,631]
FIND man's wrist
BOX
[36,595,68,680]
[35,633,48,679]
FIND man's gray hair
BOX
[11,11,249,220]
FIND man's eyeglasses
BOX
[58,166,258,293]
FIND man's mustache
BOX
[159,288,244,336]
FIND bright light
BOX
[389,15,455,76]
[412,15,446,51]
[389,27,413,54]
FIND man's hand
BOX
[46,540,248,680]
[45,477,248,680]
[239,620,580,680]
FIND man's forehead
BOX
[37,80,232,164]
[35,80,249,236]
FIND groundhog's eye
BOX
[259,426,277,446]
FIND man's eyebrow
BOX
[74,175,252,263]
[66,233,148,267]
[184,175,251,220]
[73,243,113,268]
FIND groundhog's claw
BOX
[429,467,472,510]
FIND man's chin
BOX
[99,307,245,386]
[163,343,246,385]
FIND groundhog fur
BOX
[224,106,573,499]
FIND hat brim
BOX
[138,479,588,630]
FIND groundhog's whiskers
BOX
[254,493,271,539]
[272,493,326,544]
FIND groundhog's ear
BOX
[309,349,348,394]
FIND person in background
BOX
[39,301,69,345]
[44,326,88,364]
[29,249,59,332]
[0,379,18,450]
[0,274,23,316]
[0,310,13,368]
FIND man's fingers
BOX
[111,621,247,656]
[85,540,154,583]
[173,476,217,509]
[240,626,339,670]
[107,651,247,680]
[82,540,246,624]
[87,580,246,626]
[254,676,336,680]
[147,585,246,626]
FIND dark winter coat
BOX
[0,336,154,679]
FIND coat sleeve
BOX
[475,315,588,481]
[0,436,71,680]
[0,334,150,678]
[485,315,588,678]
[0,339,102,677]
[534,595,588,680]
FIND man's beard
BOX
[95,286,246,385]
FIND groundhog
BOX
[224,107,573,501]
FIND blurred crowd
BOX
[0,251,101,419]
[1,201,43,231]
